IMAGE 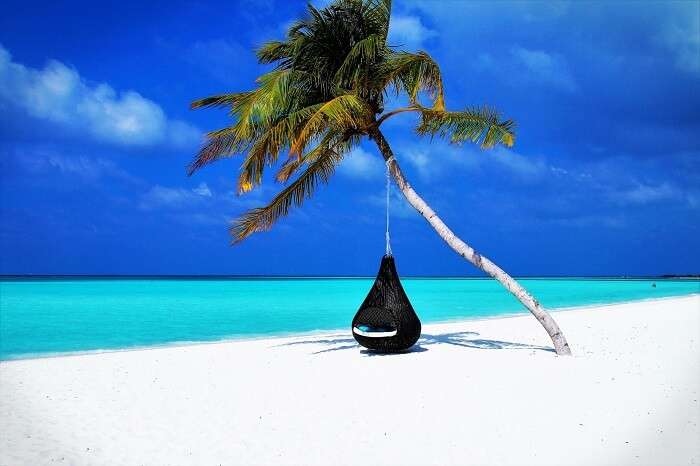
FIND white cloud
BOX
[657,4,700,74]
[15,149,141,185]
[45,156,134,183]
[400,147,437,179]
[0,45,200,148]
[394,142,546,182]
[366,189,417,220]
[338,147,383,179]
[192,182,212,197]
[477,47,577,92]
[546,214,627,229]
[510,47,577,92]
[486,147,549,180]
[173,212,232,226]
[572,158,698,209]
[140,183,215,210]
[388,15,437,49]
[613,182,681,205]
[393,142,473,180]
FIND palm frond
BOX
[235,102,330,192]
[190,92,251,110]
[256,41,292,65]
[187,125,259,175]
[251,68,297,117]
[364,0,392,38]
[380,51,444,110]
[230,146,345,243]
[416,106,516,148]
[289,94,371,157]
[276,129,356,183]
[334,34,386,88]
[189,69,313,176]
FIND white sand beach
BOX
[1,294,699,466]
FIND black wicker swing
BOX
[351,157,421,352]
[352,255,421,352]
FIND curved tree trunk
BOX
[369,129,572,356]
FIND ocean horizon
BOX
[2,277,698,361]
[2,273,698,278]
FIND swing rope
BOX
[385,156,394,256]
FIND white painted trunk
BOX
[370,130,572,355]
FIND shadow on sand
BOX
[275,330,554,355]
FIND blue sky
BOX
[1,0,698,276]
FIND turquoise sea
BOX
[0,277,698,360]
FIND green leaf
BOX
[416,106,516,148]
[230,145,345,242]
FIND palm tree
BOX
[188,0,572,355]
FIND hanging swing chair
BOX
[351,157,421,352]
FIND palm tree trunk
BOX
[369,128,572,356]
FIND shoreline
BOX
[2,292,698,363]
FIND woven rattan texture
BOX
[352,256,421,352]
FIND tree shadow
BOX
[421,332,555,353]
[276,330,554,355]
